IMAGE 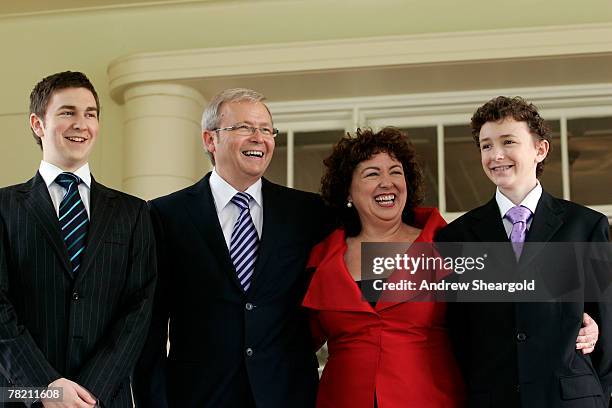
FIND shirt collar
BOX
[209,168,262,210]
[39,161,92,188]
[496,181,542,219]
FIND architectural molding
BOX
[108,23,612,102]
[123,82,205,104]
[267,83,612,125]
[0,0,211,19]
[0,111,28,118]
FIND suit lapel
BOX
[18,172,72,277]
[525,191,564,243]
[520,191,565,267]
[302,230,374,314]
[248,178,281,293]
[468,198,509,243]
[376,246,435,312]
[77,177,117,281]
[468,197,517,267]
[184,175,241,291]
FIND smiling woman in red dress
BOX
[302,128,465,408]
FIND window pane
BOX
[444,125,493,212]
[294,130,345,193]
[399,127,438,207]
[265,132,287,185]
[568,117,612,205]
[538,121,562,198]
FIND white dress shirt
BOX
[39,160,92,219]
[495,182,542,238]
[209,169,263,249]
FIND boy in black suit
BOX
[0,71,156,407]
[437,96,611,408]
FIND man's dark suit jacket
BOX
[133,173,333,408]
[0,173,157,407]
[436,190,612,408]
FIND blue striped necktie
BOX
[230,192,259,292]
[55,172,89,275]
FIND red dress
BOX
[303,208,465,408]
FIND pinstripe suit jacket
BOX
[0,172,156,407]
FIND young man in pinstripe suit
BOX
[0,71,156,407]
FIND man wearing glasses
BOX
[134,89,333,407]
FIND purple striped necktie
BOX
[505,205,532,260]
[229,192,259,291]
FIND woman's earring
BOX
[346,200,353,208]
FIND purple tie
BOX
[504,205,532,259]
[230,192,259,291]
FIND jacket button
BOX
[516,332,527,342]
[245,348,253,357]
[516,384,521,393]
[72,292,80,301]
[245,303,253,311]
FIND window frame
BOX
[270,85,612,222]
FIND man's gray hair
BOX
[201,88,270,131]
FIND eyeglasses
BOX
[213,124,279,138]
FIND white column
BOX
[122,83,209,200]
